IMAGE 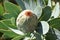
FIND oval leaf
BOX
[4,1,20,18]
[39,6,52,21]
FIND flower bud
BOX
[16,10,38,33]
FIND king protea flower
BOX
[16,10,38,33]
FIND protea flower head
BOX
[16,10,38,33]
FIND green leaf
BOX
[0,5,4,15]
[0,17,17,30]
[4,1,20,18]
[39,6,52,21]
[48,18,60,31]
[0,29,19,38]
[12,36,25,40]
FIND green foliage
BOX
[0,17,18,38]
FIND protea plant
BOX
[0,0,60,40]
